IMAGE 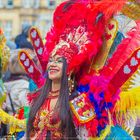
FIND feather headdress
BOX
[19,0,127,86]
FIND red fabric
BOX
[29,28,47,73]
[19,51,45,88]
[27,91,41,105]
[110,48,140,90]
[18,108,24,119]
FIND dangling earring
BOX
[68,73,75,95]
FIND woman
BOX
[18,0,140,140]
[27,55,77,139]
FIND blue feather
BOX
[77,84,89,93]
[99,91,104,98]
[105,125,133,140]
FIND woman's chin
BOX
[49,75,61,81]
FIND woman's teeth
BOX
[49,69,59,73]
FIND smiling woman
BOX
[18,0,140,140]
[27,55,77,140]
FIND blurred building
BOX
[0,0,63,40]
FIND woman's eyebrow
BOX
[55,57,63,60]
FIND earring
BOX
[68,74,75,95]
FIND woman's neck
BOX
[51,80,61,92]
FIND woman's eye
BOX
[48,59,53,62]
[57,59,63,63]
[48,58,63,63]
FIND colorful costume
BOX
[32,95,62,139]
[19,0,140,139]
[0,29,27,139]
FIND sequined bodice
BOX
[31,94,62,140]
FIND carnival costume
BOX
[19,0,140,139]
[0,29,26,139]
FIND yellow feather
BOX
[114,86,140,133]
[115,86,140,114]
[121,0,140,20]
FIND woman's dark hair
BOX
[27,57,77,140]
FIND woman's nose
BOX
[50,60,57,66]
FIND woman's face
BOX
[47,55,63,81]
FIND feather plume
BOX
[101,21,140,78]
[45,0,128,74]
[121,0,140,20]
[114,87,140,128]
[90,0,127,23]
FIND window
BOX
[6,0,13,8]
[0,0,4,8]
[33,0,40,9]
[5,21,12,40]
[0,20,12,40]
[46,0,55,9]
[22,0,33,8]
[35,14,53,38]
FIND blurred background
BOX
[0,0,64,41]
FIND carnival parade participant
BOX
[18,0,140,139]
[0,28,27,139]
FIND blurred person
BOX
[0,28,10,138]
[15,25,33,50]
[0,28,27,139]
[4,48,36,115]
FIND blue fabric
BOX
[16,131,25,140]
[29,79,38,92]
[105,125,133,140]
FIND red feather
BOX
[90,0,127,23]
[101,21,140,78]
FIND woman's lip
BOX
[49,70,59,75]
[49,68,59,71]
[49,68,60,74]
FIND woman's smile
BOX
[49,67,60,74]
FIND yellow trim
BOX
[29,26,43,49]
[91,18,118,73]
[18,49,34,73]
[69,94,95,123]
